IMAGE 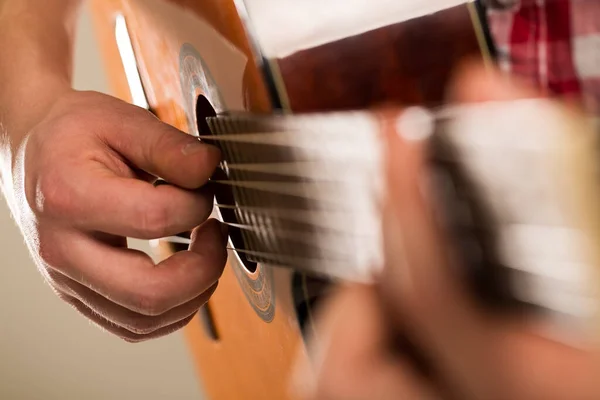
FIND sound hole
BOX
[195,95,258,274]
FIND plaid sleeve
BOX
[486,0,600,114]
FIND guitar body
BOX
[89,1,491,398]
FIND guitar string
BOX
[237,117,277,258]
[197,104,486,203]
[212,204,380,234]
[195,136,452,164]
[214,116,259,259]
[211,109,347,312]
[221,220,373,238]
[162,236,356,267]
[204,98,587,128]
[214,203,367,218]
[223,115,263,258]
[162,215,376,257]
[163,217,378,260]
[205,179,476,215]
[205,117,383,267]
[159,115,460,275]
[207,114,381,261]
[225,161,370,171]
[211,121,365,258]
[195,107,440,270]
[209,180,376,200]
[214,203,352,213]
[162,234,334,258]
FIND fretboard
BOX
[173,100,600,333]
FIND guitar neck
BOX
[165,100,600,326]
[246,0,495,113]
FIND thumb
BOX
[98,98,222,189]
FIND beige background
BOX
[0,5,203,400]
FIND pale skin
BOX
[0,0,228,342]
[2,0,600,397]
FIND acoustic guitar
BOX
[88,1,600,399]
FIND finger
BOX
[60,292,197,342]
[378,64,553,395]
[447,60,542,103]
[48,267,217,334]
[379,110,495,396]
[450,62,585,120]
[381,109,488,342]
[99,103,221,189]
[488,326,600,399]
[51,219,227,316]
[41,168,215,239]
[294,284,440,400]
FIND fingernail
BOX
[181,140,206,155]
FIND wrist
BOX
[0,0,82,149]
[1,74,73,140]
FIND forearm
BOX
[0,0,83,137]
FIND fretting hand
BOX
[294,64,600,400]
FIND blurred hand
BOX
[2,90,227,342]
[294,64,600,399]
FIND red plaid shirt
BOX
[487,0,600,114]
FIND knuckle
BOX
[202,249,228,283]
[48,114,91,145]
[118,328,151,343]
[124,316,164,336]
[138,203,171,238]
[122,336,146,344]
[172,315,195,333]
[134,288,171,316]
[35,172,72,217]
[206,260,226,286]
[45,268,67,289]
[123,315,193,342]
[143,126,173,163]
[53,113,86,133]
[37,233,64,268]
[127,324,156,336]
[152,127,173,149]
